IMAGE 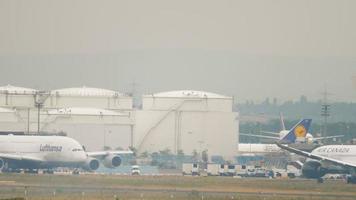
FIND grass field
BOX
[0,173,355,200]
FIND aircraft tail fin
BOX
[281,119,312,143]
[280,112,286,131]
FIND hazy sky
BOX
[0,0,355,102]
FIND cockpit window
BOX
[72,148,83,152]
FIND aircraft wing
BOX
[87,150,133,158]
[240,133,279,140]
[0,153,44,162]
[260,131,280,136]
[276,143,356,169]
[313,135,344,141]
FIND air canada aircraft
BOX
[276,142,356,184]
[0,134,132,173]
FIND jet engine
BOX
[102,154,122,168]
[302,161,327,179]
[83,158,100,171]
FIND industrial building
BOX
[0,85,239,159]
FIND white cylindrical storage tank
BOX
[135,90,238,159]
[142,90,233,112]
[0,85,38,132]
[0,84,37,108]
[47,86,133,110]
[43,107,133,151]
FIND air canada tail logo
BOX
[294,125,307,138]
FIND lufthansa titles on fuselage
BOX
[40,144,63,152]
[316,146,350,154]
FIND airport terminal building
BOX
[0,85,239,159]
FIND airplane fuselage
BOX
[0,135,88,169]
[311,145,356,166]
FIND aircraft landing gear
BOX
[43,169,54,174]
[25,169,39,174]
[317,178,324,183]
[72,169,80,175]
[346,176,356,184]
[2,168,21,173]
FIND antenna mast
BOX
[131,80,139,108]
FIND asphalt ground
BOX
[0,173,355,200]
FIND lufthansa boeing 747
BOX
[241,117,343,144]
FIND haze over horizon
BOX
[0,0,355,103]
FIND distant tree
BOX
[177,149,185,158]
[140,151,149,158]
[263,98,270,105]
[151,159,159,166]
[159,148,172,157]
[151,152,159,157]
[115,146,124,150]
[201,150,209,164]
[57,131,67,136]
[299,95,308,104]
[103,146,112,151]
[192,150,199,162]
[237,96,356,127]
[273,98,278,106]
[129,146,137,157]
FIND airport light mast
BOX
[321,104,330,137]
[321,88,331,138]
[34,91,50,134]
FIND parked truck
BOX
[207,163,225,176]
[218,164,225,176]
[227,164,236,176]
[235,165,248,176]
[131,165,141,175]
[182,163,200,176]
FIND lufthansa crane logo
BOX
[294,125,307,138]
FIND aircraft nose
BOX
[80,152,87,160]
[74,152,87,162]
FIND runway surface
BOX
[0,173,355,200]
